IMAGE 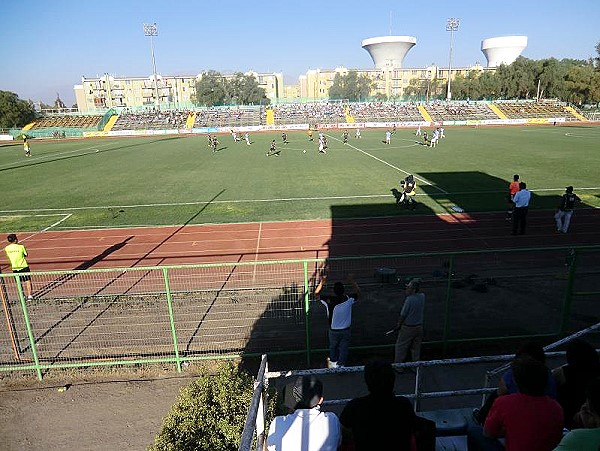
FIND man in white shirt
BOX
[314,272,360,368]
[266,375,341,451]
[512,182,531,235]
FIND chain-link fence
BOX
[1,246,598,379]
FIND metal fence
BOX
[239,323,600,451]
[1,245,599,380]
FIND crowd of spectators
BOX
[112,108,192,130]
[271,103,346,125]
[29,100,579,133]
[348,102,423,122]
[266,340,600,450]
[425,101,498,121]
[193,106,262,127]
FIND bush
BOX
[150,362,276,451]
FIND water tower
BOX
[481,36,528,67]
[361,36,417,69]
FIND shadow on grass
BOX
[0,136,186,172]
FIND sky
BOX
[1,0,598,106]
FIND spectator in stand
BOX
[554,186,582,234]
[554,377,600,450]
[468,357,564,451]
[506,175,520,221]
[266,375,341,451]
[473,341,557,426]
[552,339,600,429]
[340,360,436,451]
[314,269,361,368]
[511,182,531,235]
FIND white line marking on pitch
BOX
[1,188,599,215]
[0,142,116,169]
[252,222,263,284]
[21,213,73,241]
[325,133,449,194]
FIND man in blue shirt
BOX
[512,182,531,235]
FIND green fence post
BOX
[560,249,578,335]
[442,255,455,356]
[162,268,182,372]
[303,260,311,366]
[15,276,43,380]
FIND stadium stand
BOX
[494,100,580,120]
[424,101,499,122]
[192,106,263,128]
[349,102,423,122]
[242,325,600,451]
[30,115,102,129]
[111,109,192,130]
[272,102,346,125]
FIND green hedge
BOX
[150,362,277,451]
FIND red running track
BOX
[3,209,599,272]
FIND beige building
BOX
[74,71,284,112]
[74,65,490,111]
[297,64,489,101]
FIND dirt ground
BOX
[0,368,198,451]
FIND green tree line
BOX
[193,70,270,107]
[333,43,600,105]
[450,56,600,104]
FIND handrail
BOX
[486,321,600,378]
[242,346,599,449]
[239,354,269,451]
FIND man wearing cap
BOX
[314,271,360,368]
[391,278,425,365]
[266,375,341,450]
[555,186,581,234]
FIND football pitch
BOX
[0,125,599,232]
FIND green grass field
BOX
[1,125,599,232]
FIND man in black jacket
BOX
[555,186,581,233]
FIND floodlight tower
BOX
[143,23,160,109]
[446,17,460,101]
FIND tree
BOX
[0,91,36,129]
[226,72,270,105]
[403,78,426,100]
[193,71,228,106]
[150,362,277,451]
[329,71,373,101]
[564,63,596,105]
